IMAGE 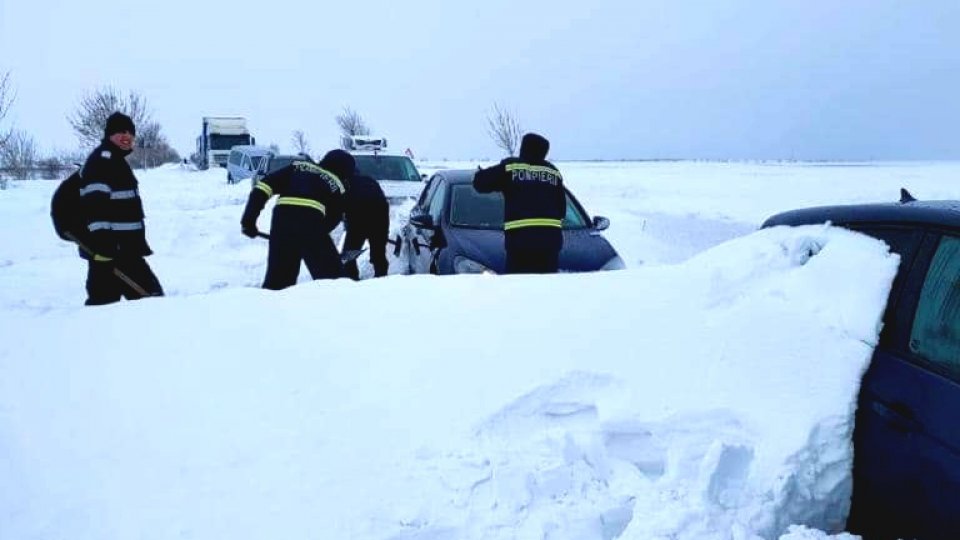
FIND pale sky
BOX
[1,0,958,160]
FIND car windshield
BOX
[268,156,297,173]
[210,135,251,150]
[449,184,589,230]
[354,155,420,182]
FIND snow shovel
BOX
[64,232,150,297]
[255,232,367,264]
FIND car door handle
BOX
[871,401,922,433]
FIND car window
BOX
[448,184,587,230]
[853,227,923,260]
[853,227,926,340]
[251,155,265,169]
[354,155,421,182]
[908,235,960,377]
[417,176,439,210]
[428,180,448,223]
[562,195,589,229]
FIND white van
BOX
[342,135,425,204]
[226,145,273,184]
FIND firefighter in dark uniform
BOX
[241,149,353,290]
[473,132,566,274]
[342,173,390,280]
[76,112,164,305]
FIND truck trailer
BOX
[191,117,254,170]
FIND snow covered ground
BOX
[1,160,959,539]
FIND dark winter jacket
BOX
[473,133,566,253]
[76,140,152,260]
[343,173,390,274]
[241,158,348,238]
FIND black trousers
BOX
[342,228,388,280]
[505,248,560,274]
[263,234,342,290]
[85,257,164,306]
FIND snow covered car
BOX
[226,145,272,185]
[343,135,425,204]
[400,169,623,274]
[762,191,960,539]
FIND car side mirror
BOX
[592,216,610,231]
[409,213,435,229]
[420,174,427,181]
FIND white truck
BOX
[191,117,254,170]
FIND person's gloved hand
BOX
[241,222,259,239]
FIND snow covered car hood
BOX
[439,227,620,274]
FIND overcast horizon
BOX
[2,0,958,161]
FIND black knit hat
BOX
[519,132,549,161]
[104,112,136,138]
[319,149,356,180]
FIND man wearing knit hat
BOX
[71,111,164,304]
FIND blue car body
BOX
[763,195,960,539]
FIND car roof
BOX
[231,145,272,156]
[429,169,476,183]
[351,151,411,159]
[763,193,960,231]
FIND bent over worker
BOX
[342,173,390,280]
[473,132,566,274]
[241,150,353,290]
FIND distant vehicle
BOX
[191,117,254,170]
[342,134,424,204]
[762,191,960,539]
[250,153,301,188]
[400,169,622,275]
[226,145,272,184]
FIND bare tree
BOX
[336,107,371,143]
[68,87,150,148]
[37,156,68,179]
[486,102,522,156]
[68,88,177,168]
[0,71,14,149]
[0,129,38,181]
[131,121,178,169]
[291,129,310,155]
